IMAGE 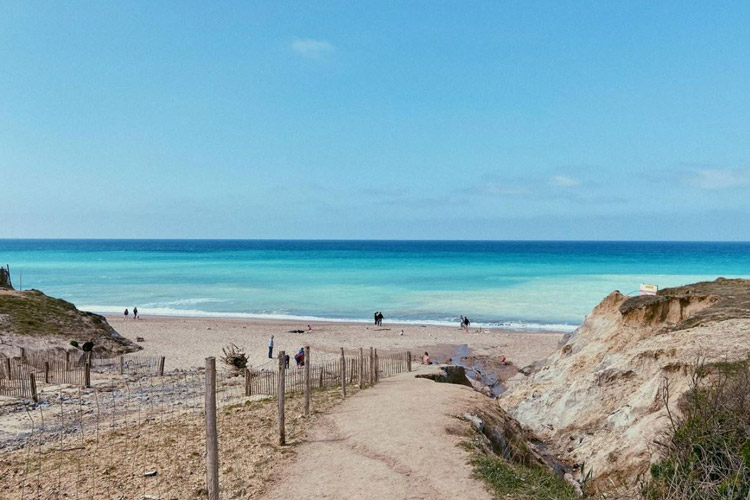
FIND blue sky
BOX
[1,1,749,240]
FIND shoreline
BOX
[106,314,567,371]
[106,312,577,332]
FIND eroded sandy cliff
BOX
[501,278,750,492]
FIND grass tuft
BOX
[472,455,579,500]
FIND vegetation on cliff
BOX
[643,359,750,500]
[0,289,139,354]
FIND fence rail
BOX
[245,350,410,397]
[0,348,165,400]
[0,346,413,500]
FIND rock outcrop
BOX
[500,278,750,493]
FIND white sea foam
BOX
[78,305,579,332]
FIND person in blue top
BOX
[294,348,305,367]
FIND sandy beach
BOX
[108,315,566,372]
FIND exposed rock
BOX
[501,278,750,494]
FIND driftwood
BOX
[220,343,248,373]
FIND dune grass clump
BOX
[643,359,750,500]
[472,455,579,500]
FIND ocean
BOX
[1,240,749,332]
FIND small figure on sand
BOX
[295,347,305,367]
[307,324,312,332]
[133,307,138,320]
[460,315,470,333]
[124,308,129,320]
[284,353,290,369]
[268,336,274,359]
[374,311,383,326]
[422,352,431,365]
[374,311,378,325]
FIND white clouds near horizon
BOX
[290,38,334,59]
[686,169,750,190]
[549,175,581,187]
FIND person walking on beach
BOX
[268,336,274,359]
[284,353,290,369]
[133,307,138,320]
[376,311,384,326]
[461,315,471,333]
[124,308,129,320]
[374,312,378,325]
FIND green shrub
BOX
[642,359,750,500]
[82,341,94,352]
[70,340,79,348]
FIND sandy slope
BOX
[259,368,493,500]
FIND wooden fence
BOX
[89,354,165,376]
[245,350,410,397]
[0,374,36,400]
[0,349,165,401]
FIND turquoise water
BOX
[1,240,749,332]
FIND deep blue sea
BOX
[1,240,749,332]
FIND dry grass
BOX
[0,386,352,499]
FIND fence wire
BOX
[0,347,411,499]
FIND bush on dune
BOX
[643,359,750,500]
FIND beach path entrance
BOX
[259,369,492,500]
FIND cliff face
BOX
[500,278,750,493]
[0,288,139,356]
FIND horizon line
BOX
[1,238,750,244]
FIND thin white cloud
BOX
[478,183,531,196]
[290,38,334,59]
[549,175,581,187]
[687,168,750,190]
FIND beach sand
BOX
[107,315,565,372]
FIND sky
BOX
[1,1,750,240]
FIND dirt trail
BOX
[259,369,492,500]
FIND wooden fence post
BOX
[30,373,38,403]
[158,356,165,376]
[244,368,252,397]
[119,356,124,375]
[407,351,412,372]
[204,357,220,500]
[304,346,311,416]
[44,362,50,384]
[340,348,346,398]
[84,361,91,388]
[369,347,374,385]
[374,348,379,382]
[19,347,26,362]
[5,357,11,379]
[278,351,286,445]
[359,347,364,389]
[65,351,70,371]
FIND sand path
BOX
[259,369,492,500]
